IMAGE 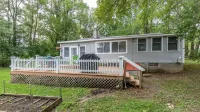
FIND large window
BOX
[138,38,147,51]
[152,38,162,51]
[80,46,86,56]
[64,47,69,57]
[96,42,110,53]
[96,40,127,54]
[168,37,178,51]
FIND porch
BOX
[10,56,145,88]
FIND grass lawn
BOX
[0,59,200,111]
[0,68,91,111]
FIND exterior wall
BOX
[60,36,184,73]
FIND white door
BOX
[70,47,78,60]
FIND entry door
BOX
[70,47,78,60]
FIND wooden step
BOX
[134,79,140,86]
[129,76,136,82]
[125,72,130,78]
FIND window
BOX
[96,40,127,54]
[119,41,126,52]
[64,47,69,57]
[152,38,162,51]
[168,37,178,51]
[80,46,85,56]
[112,42,118,52]
[111,41,126,53]
[97,42,110,53]
[138,38,147,51]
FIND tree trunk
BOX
[194,39,200,58]
[185,41,189,57]
[189,41,195,59]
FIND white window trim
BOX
[167,37,179,52]
[95,40,127,54]
[137,38,148,52]
[79,45,86,57]
[151,37,163,52]
[63,46,78,59]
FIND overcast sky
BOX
[83,0,97,8]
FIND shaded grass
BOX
[0,68,90,111]
[155,59,200,111]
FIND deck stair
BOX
[125,72,140,87]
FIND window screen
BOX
[138,39,147,51]
[152,38,162,51]
[64,47,69,57]
[168,37,178,51]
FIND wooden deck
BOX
[10,57,144,88]
[11,70,123,79]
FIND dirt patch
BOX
[79,88,115,103]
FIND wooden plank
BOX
[11,71,123,80]
[2,94,59,100]
[36,99,51,108]
[42,98,62,112]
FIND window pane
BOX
[138,39,146,44]
[138,39,146,51]
[152,38,162,51]
[97,43,104,53]
[112,42,119,52]
[80,46,85,56]
[138,44,146,51]
[80,46,85,52]
[168,37,178,50]
[104,42,110,53]
[153,38,161,43]
[168,37,178,43]
[152,43,161,51]
[64,47,69,57]
[168,43,178,50]
[71,48,77,55]
[119,41,126,52]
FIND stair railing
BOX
[119,56,145,88]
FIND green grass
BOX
[0,68,90,111]
[1,59,200,111]
[72,96,171,112]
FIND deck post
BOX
[119,56,127,89]
[10,56,16,71]
[118,56,124,76]
[56,58,60,73]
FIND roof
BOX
[58,33,177,44]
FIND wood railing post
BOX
[119,56,127,89]
[123,60,127,89]
[118,56,124,76]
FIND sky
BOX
[83,0,97,8]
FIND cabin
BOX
[58,33,184,73]
[10,32,184,89]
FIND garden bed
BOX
[0,94,62,112]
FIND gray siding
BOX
[60,37,184,63]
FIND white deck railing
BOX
[11,57,123,75]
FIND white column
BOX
[56,58,60,73]
[118,56,124,76]
[10,56,16,71]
